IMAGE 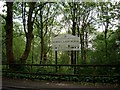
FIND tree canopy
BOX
[1,1,120,66]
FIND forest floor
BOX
[2,77,120,90]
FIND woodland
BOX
[1,1,120,84]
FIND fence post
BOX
[55,51,57,73]
[93,66,96,86]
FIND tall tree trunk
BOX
[80,26,85,63]
[42,4,50,64]
[70,3,76,65]
[20,2,36,64]
[5,2,14,68]
[40,9,44,64]
[105,21,109,60]
[70,2,77,74]
[84,31,88,62]
[100,4,109,61]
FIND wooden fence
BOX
[2,64,120,84]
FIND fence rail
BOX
[2,63,120,84]
[2,63,120,67]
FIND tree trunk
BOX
[80,27,85,63]
[70,2,77,74]
[105,21,109,60]
[5,2,14,68]
[40,8,44,64]
[71,3,76,65]
[20,2,36,64]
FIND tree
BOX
[34,2,60,64]
[20,2,36,64]
[4,2,14,68]
[68,2,77,65]
[97,2,117,60]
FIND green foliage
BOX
[2,1,120,84]
[58,52,70,64]
[90,30,120,64]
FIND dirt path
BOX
[2,77,86,89]
[2,77,120,90]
